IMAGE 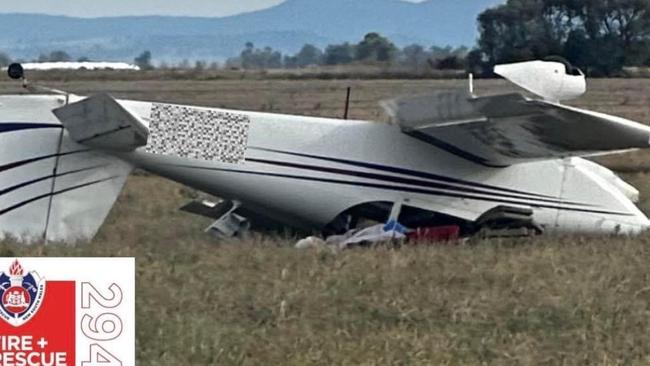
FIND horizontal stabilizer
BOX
[53,94,149,151]
[385,90,650,166]
[494,60,586,102]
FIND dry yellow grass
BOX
[1,75,650,365]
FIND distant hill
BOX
[0,0,502,63]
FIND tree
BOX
[0,52,10,67]
[436,56,464,70]
[400,44,429,70]
[240,42,256,69]
[283,55,299,68]
[235,43,284,69]
[194,60,206,71]
[576,0,650,66]
[294,44,323,67]
[475,0,650,75]
[430,46,455,60]
[134,51,153,70]
[355,32,397,62]
[477,1,560,66]
[466,49,489,75]
[36,50,72,62]
[324,43,355,65]
[48,50,72,62]
[262,47,283,69]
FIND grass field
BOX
[1,75,650,365]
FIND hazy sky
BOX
[0,0,426,18]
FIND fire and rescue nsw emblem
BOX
[0,260,45,327]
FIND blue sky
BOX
[0,0,427,17]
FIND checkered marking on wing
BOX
[146,103,250,164]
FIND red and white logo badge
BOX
[0,258,135,366]
[0,260,46,327]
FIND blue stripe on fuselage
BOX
[0,123,61,134]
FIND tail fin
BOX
[0,95,133,242]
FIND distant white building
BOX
[18,62,141,71]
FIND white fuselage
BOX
[119,99,650,235]
[0,94,647,241]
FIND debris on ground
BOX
[296,220,407,249]
[295,221,469,250]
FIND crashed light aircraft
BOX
[0,59,649,243]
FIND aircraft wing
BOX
[383,90,650,167]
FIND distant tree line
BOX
[3,0,650,77]
[38,50,73,62]
[469,0,650,76]
[1,41,467,73]
[226,33,469,71]
[0,50,95,66]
